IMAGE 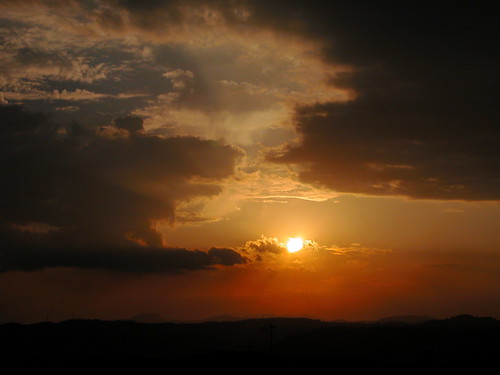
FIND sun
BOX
[286,237,304,253]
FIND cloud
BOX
[80,1,499,201]
[257,2,499,201]
[113,115,144,133]
[0,104,241,250]
[0,1,345,143]
[2,1,497,204]
[239,235,316,262]
[243,235,287,259]
[55,105,80,112]
[0,22,117,88]
[269,97,499,200]
[0,245,248,274]
[0,92,8,104]
[2,89,111,101]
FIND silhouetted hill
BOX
[202,314,244,322]
[275,316,499,367]
[422,314,500,329]
[1,315,498,371]
[129,313,169,323]
[374,315,433,324]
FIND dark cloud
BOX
[242,236,287,261]
[113,115,144,133]
[0,105,241,250]
[0,245,247,273]
[269,96,499,200]
[254,2,499,200]
[207,247,248,266]
[78,1,499,200]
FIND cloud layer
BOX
[1,105,240,252]
[70,0,498,200]
[257,2,499,200]
[0,245,247,273]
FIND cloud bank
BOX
[0,245,247,274]
[1,105,240,255]
[255,2,499,200]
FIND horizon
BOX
[1,1,499,325]
[3,311,497,326]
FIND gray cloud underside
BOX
[1,105,241,248]
[0,103,244,273]
[0,245,247,273]
[269,96,499,200]
[251,2,498,200]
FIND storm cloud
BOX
[0,245,247,274]
[256,2,499,200]
[0,104,241,252]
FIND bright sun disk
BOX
[286,237,304,253]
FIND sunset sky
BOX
[1,1,499,323]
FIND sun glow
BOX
[286,237,304,253]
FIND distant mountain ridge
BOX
[1,314,498,370]
[374,315,434,324]
[203,314,244,322]
[129,313,169,323]
[128,313,245,324]
[128,313,435,324]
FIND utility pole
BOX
[261,320,277,354]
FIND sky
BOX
[1,0,499,323]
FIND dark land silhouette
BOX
[1,315,498,372]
